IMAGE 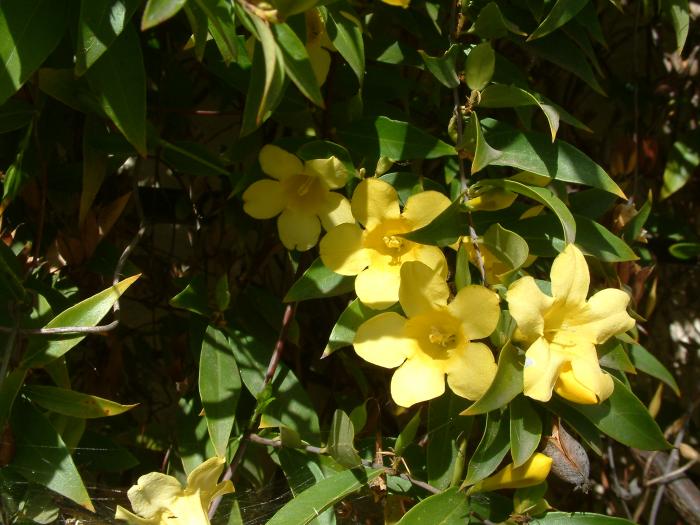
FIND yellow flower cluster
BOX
[242,145,635,410]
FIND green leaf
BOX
[23,385,137,418]
[394,409,422,457]
[86,24,147,155]
[37,68,106,116]
[465,43,495,91]
[199,326,241,456]
[0,98,34,134]
[170,274,212,316]
[528,0,589,41]
[10,396,94,512]
[481,223,529,280]
[455,244,472,290]
[469,2,526,39]
[273,23,324,107]
[323,298,379,357]
[0,0,70,105]
[598,340,636,374]
[661,139,699,199]
[475,179,576,245]
[463,342,523,416]
[0,239,25,301]
[623,197,652,243]
[479,84,576,141]
[523,31,604,95]
[530,511,637,525]
[509,395,542,467]
[628,343,680,396]
[266,468,383,525]
[328,409,362,468]
[160,139,231,177]
[480,119,623,197]
[21,275,140,368]
[427,391,472,490]
[661,0,690,52]
[669,242,700,260]
[336,116,455,161]
[76,0,141,75]
[564,377,670,450]
[277,448,335,525]
[466,112,502,174]
[194,0,238,64]
[396,487,470,524]
[0,367,27,432]
[463,409,510,486]
[141,0,187,30]
[284,258,355,302]
[183,3,208,62]
[325,3,365,85]
[419,45,460,88]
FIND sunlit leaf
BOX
[23,385,137,418]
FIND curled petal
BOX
[554,363,598,405]
[242,180,286,219]
[550,244,589,308]
[355,264,401,310]
[317,192,353,231]
[354,312,414,368]
[259,145,302,180]
[115,506,160,525]
[523,338,566,402]
[399,261,449,317]
[445,342,497,400]
[575,289,635,344]
[391,355,445,407]
[277,209,321,251]
[567,349,614,403]
[402,190,452,230]
[507,277,554,342]
[351,179,400,230]
[187,457,232,507]
[320,223,371,275]
[447,285,500,340]
[468,453,553,494]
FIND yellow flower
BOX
[115,457,234,525]
[467,453,552,494]
[381,0,411,8]
[242,145,354,251]
[353,261,499,407]
[305,9,334,86]
[320,178,451,309]
[506,244,635,404]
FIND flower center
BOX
[283,174,326,212]
[428,326,457,348]
[383,235,404,250]
[296,176,315,196]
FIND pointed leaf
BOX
[509,395,542,467]
[463,409,510,486]
[10,397,94,511]
[284,257,355,302]
[199,326,241,456]
[467,112,502,174]
[86,24,147,155]
[396,487,470,524]
[266,468,383,525]
[76,0,141,74]
[324,298,381,357]
[325,3,365,85]
[419,45,460,88]
[528,0,589,41]
[0,0,70,105]
[661,0,690,52]
[23,385,136,418]
[628,343,680,396]
[141,0,188,30]
[22,275,140,368]
[465,43,495,91]
[530,512,637,525]
[427,391,472,490]
[328,409,362,468]
[273,22,324,107]
[463,342,523,416]
[194,0,238,63]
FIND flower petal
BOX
[402,190,452,230]
[354,312,414,368]
[242,180,286,219]
[168,490,209,524]
[320,223,371,275]
[355,263,401,309]
[574,289,635,344]
[391,355,445,407]
[307,43,331,85]
[259,145,302,180]
[447,285,500,340]
[550,244,589,308]
[569,350,614,402]
[127,473,182,519]
[507,277,554,342]
[410,244,448,279]
[468,453,552,494]
[115,506,160,525]
[187,457,230,505]
[351,179,400,230]
[305,157,348,189]
[523,337,566,402]
[277,209,321,251]
[554,363,598,405]
[445,342,497,400]
[317,192,353,231]
[399,261,449,317]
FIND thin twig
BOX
[607,443,633,519]
[649,416,690,524]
